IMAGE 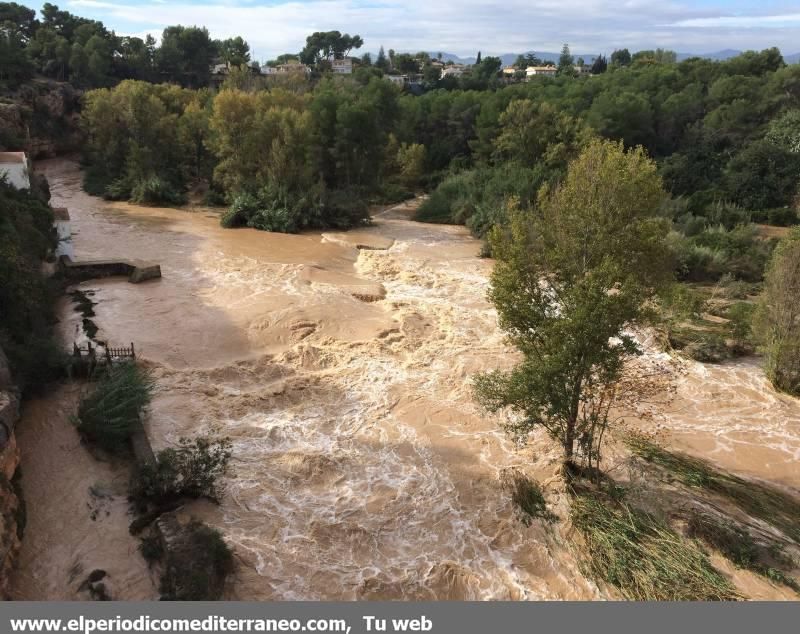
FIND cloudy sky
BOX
[20,0,800,61]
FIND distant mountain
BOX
[427,49,800,66]
[431,51,597,66]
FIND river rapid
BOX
[11,158,800,600]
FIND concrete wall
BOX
[0,163,30,191]
[59,257,161,284]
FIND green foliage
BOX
[415,163,549,237]
[571,494,739,601]
[81,81,202,204]
[131,437,232,505]
[0,181,61,391]
[476,141,672,466]
[669,225,774,282]
[72,362,154,454]
[160,520,234,601]
[501,471,556,525]
[753,229,800,394]
[299,31,363,68]
[138,534,164,565]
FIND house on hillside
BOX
[441,65,466,78]
[525,65,557,79]
[386,74,407,86]
[0,152,30,190]
[331,58,353,74]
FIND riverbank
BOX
[12,157,800,600]
[10,383,155,599]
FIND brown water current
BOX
[13,158,800,600]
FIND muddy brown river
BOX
[11,158,800,600]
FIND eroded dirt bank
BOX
[13,158,800,600]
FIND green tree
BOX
[493,99,594,171]
[754,230,800,395]
[299,30,363,67]
[557,43,575,76]
[0,2,37,39]
[375,45,388,71]
[591,55,608,74]
[610,48,632,67]
[219,36,250,67]
[156,25,217,87]
[475,140,671,470]
[0,21,34,85]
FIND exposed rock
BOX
[0,80,82,157]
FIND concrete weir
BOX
[59,256,161,283]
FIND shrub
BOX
[131,437,232,505]
[726,302,756,350]
[751,207,799,227]
[139,535,164,565]
[72,363,153,454]
[129,177,186,206]
[160,520,234,600]
[501,471,556,524]
[754,230,800,394]
[571,494,738,601]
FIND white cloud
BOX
[65,1,800,59]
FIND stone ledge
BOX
[59,256,161,284]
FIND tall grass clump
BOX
[686,512,799,591]
[571,494,739,601]
[626,436,800,542]
[72,362,153,454]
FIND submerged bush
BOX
[221,185,369,233]
[501,471,556,525]
[72,362,153,454]
[160,520,234,601]
[131,437,232,505]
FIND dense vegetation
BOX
[476,141,672,471]
[0,180,59,391]
[72,362,153,453]
[0,2,259,89]
[754,230,800,394]
[5,4,799,248]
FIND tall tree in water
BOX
[475,140,672,473]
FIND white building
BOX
[331,58,353,74]
[385,74,407,86]
[0,152,30,190]
[525,66,558,78]
[441,65,465,78]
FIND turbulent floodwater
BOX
[12,158,800,600]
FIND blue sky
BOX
[20,0,800,61]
